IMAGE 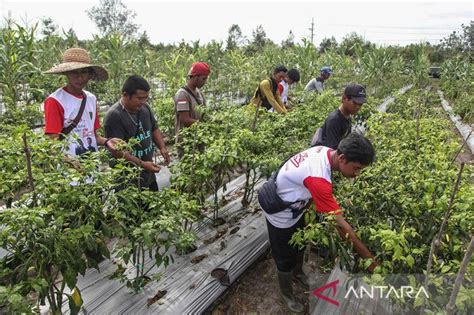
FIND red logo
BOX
[312,279,340,307]
[289,152,309,168]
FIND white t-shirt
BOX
[262,146,341,228]
[45,88,99,157]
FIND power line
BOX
[328,24,460,31]
[370,38,444,42]
[362,30,450,36]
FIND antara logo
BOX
[312,279,430,307]
[345,285,429,299]
[312,279,340,306]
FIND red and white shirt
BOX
[263,146,341,228]
[44,87,100,157]
[278,80,289,104]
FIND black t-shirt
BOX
[104,102,158,187]
[317,109,351,149]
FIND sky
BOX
[1,0,472,47]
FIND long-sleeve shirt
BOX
[304,77,325,94]
[251,79,287,114]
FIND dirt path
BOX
[207,248,327,314]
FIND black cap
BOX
[344,83,367,104]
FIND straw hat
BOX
[45,48,108,81]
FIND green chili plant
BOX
[0,129,120,314]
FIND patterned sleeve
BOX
[303,176,341,214]
[175,90,191,112]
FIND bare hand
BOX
[160,148,171,165]
[64,156,81,170]
[141,161,161,173]
[105,138,125,151]
[367,261,380,272]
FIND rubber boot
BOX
[293,251,309,289]
[277,270,304,313]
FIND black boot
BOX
[293,251,309,289]
[277,270,304,313]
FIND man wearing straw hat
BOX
[43,47,120,156]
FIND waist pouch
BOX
[258,172,302,218]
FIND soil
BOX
[455,148,474,166]
[449,122,474,179]
[207,248,328,315]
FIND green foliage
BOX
[339,32,374,57]
[248,25,270,52]
[408,44,430,87]
[439,21,473,59]
[226,24,244,51]
[0,128,121,313]
[386,89,442,119]
[87,33,159,104]
[0,284,38,314]
[353,96,380,127]
[150,97,175,137]
[110,183,200,291]
[0,128,203,311]
[319,36,338,53]
[0,103,43,131]
[0,22,44,113]
[86,0,139,38]
[171,108,246,215]
[357,47,404,96]
[440,56,473,123]
[453,93,474,124]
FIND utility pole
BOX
[309,18,315,44]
